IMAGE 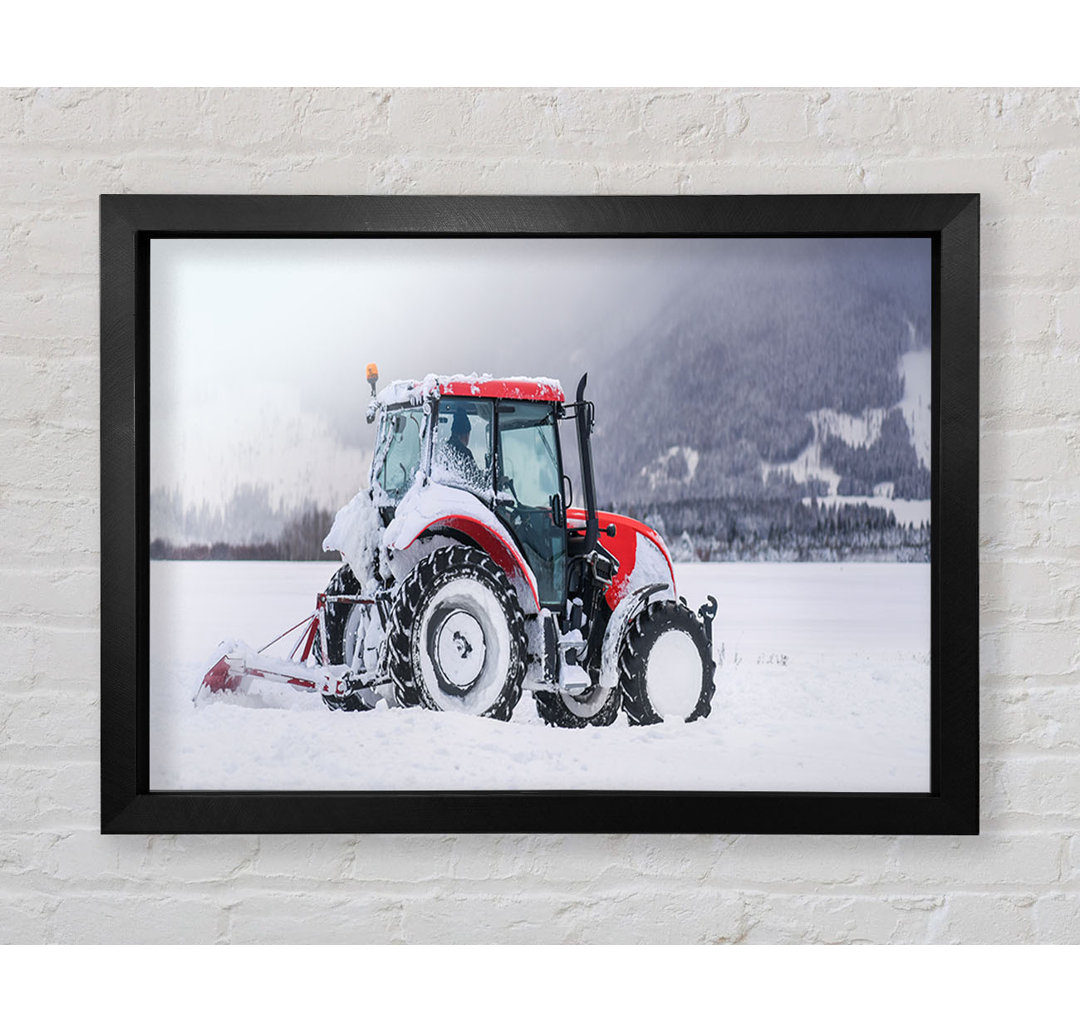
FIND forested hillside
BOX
[583,239,932,559]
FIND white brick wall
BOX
[1,87,1077,944]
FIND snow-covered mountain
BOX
[587,241,932,520]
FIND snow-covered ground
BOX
[149,560,931,793]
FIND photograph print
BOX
[149,234,932,794]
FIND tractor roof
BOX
[377,374,565,407]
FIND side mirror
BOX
[550,493,565,528]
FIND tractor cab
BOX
[369,377,571,610]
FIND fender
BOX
[597,582,676,689]
[384,483,541,612]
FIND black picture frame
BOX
[101,193,979,834]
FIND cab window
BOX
[431,398,494,497]
[375,406,424,499]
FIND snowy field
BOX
[149,561,931,792]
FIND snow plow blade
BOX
[195,596,383,711]
[196,643,352,704]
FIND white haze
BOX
[150,237,931,517]
[151,237,687,511]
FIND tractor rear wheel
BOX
[313,564,362,665]
[534,682,620,728]
[385,545,526,720]
[619,600,715,726]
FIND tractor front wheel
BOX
[385,545,526,720]
[618,600,715,726]
[534,682,620,728]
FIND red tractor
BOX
[201,372,716,727]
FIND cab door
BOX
[494,401,567,609]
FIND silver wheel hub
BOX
[434,610,486,689]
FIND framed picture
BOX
[101,194,978,833]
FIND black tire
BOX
[619,600,715,726]
[313,564,362,665]
[322,692,375,713]
[534,683,620,728]
[385,545,526,720]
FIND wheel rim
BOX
[418,579,511,714]
[560,682,615,720]
[645,629,704,720]
[431,609,487,690]
[343,605,364,667]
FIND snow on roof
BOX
[376,373,565,407]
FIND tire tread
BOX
[385,544,526,720]
[619,600,716,726]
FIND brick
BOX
[21,213,97,276]
[981,626,1079,680]
[0,761,98,831]
[0,894,59,943]
[113,154,261,194]
[983,216,1080,287]
[226,890,406,944]
[391,888,736,944]
[1,498,97,560]
[387,89,477,149]
[740,892,943,944]
[1029,149,1080,207]
[297,89,391,146]
[1054,289,1080,341]
[739,90,814,143]
[983,352,1080,421]
[50,892,227,943]
[980,559,1074,623]
[475,157,602,193]
[0,692,97,756]
[639,92,748,156]
[981,289,1056,350]
[0,282,97,340]
[0,88,30,139]
[981,425,1080,487]
[984,685,1080,751]
[0,351,98,426]
[675,158,865,194]
[0,334,96,360]
[985,757,1080,823]
[136,836,262,885]
[463,90,566,156]
[927,894,1037,943]
[708,835,892,887]
[860,153,1037,210]
[0,154,125,208]
[1032,893,1080,942]
[815,89,909,148]
[884,834,1064,888]
[990,89,1080,149]
[0,426,98,498]
[5,623,99,689]
[20,88,120,145]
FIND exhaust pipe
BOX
[575,373,599,554]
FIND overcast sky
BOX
[150,236,930,511]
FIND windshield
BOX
[374,406,424,500]
[431,398,494,497]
